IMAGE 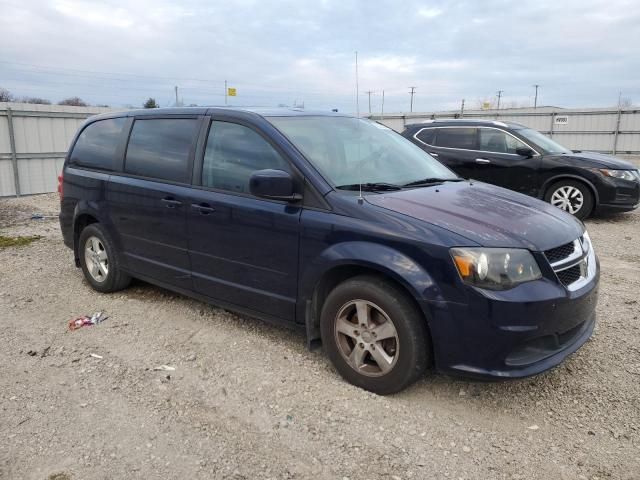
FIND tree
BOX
[19,96,51,105]
[0,87,14,102]
[58,97,88,107]
[620,97,633,108]
[143,98,159,108]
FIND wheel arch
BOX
[540,174,600,205]
[72,201,107,266]
[301,242,440,351]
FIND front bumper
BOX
[424,262,599,379]
[596,201,638,213]
[595,176,640,212]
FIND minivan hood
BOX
[553,151,637,170]
[366,181,584,251]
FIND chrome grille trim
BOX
[546,233,596,291]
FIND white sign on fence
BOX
[554,115,569,125]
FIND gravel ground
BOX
[0,193,639,480]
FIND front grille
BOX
[545,235,593,290]
[544,241,575,264]
[556,264,582,287]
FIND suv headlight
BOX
[599,169,637,181]
[451,248,542,290]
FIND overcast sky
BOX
[1,0,639,113]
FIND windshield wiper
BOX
[402,177,463,187]
[335,182,403,192]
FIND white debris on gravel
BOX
[1,193,639,479]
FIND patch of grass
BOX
[0,235,41,248]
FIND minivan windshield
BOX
[516,128,572,155]
[268,116,458,189]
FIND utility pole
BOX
[225,80,228,105]
[364,90,374,114]
[460,98,465,117]
[355,51,360,117]
[409,86,417,113]
[174,85,179,107]
[496,90,503,110]
[533,84,539,109]
[381,90,385,117]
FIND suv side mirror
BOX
[249,169,301,202]
[516,146,534,158]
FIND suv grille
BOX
[544,242,575,264]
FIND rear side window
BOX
[70,118,126,170]
[125,118,199,183]
[415,128,436,145]
[435,128,477,150]
[202,121,290,194]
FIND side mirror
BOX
[516,146,534,158]
[249,169,301,202]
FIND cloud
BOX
[0,0,638,113]
[52,0,134,28]
[417,6,443,19]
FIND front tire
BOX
[78,223,131,293]
[320,275,430,395]
[545,179,594,220]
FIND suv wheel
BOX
[320,275,430,395]
[545,179,594,220]
[78,223,131,293]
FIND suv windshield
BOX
[268,116,458,188]
[516,128,572,154]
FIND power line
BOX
[0,60,349,97]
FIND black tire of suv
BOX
[78,223,131,293]
[544,179,595,220]
[320,275,431,395]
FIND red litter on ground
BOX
[68,312,109,331]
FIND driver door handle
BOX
[161,197,182,208]
[475,158,491,164]
[191,203,216,214]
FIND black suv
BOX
[402,120,640,219]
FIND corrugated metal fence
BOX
[0,103,117,197]
[2,104,639,197]
[369,106,640,156]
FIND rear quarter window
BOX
[435,128,477,150]
[124,118,199,183]
[70,117,126,170]
[415,128,436,145]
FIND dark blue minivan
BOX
[59,108,599,394]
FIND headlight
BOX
[599,169,637,181]
[451,248,542,290]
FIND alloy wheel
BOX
[84,236,109,283]
[550,185,584,214]
[334,299,400,377]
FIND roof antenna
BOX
[355,51,363,204]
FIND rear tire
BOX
[544,179,594,220]
[320,275,430,395]
[78,223,131,293]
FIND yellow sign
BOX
[227,87,237,97]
